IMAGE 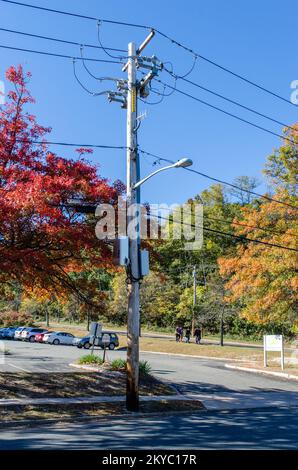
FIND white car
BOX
[14,327,28,340]
[43,331,75,345]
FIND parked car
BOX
[35,331,52,343]
[21,327,48,342]
[1,327,17,339]
[73,332,119,350]
[14,326,28,340]
[0,328,6,339]
[43,331,75,345]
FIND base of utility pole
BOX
[126,278,140,412]
[192,266,197,336]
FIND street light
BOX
[133,158,193,190]
[125,155,193,411]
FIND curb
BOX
[0,407,207,430]
[225,364,298,381]
[69,363,123,376]
[0,393,195,407]
[140,350,250,362]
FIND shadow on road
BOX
[0,407,297,449]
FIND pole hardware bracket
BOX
[108,91,127,109]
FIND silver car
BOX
[43,331,75,345]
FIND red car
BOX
[35,331,52,342]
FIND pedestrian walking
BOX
[178,326,183,342]
[185,327,191,343]
[175,326,180,342]
[194,327,201,344]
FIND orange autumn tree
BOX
[219,126,298,328]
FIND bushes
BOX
[80,357,152,375]
[0,310,33,327]
[110,358,127,371]
[78,355,104,365]
[139,360,152,375]
[227,317,295,340]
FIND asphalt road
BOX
[0,340,297,449]
[1,340,297,395]
[1,408,298,450]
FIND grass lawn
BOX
[38,320,296,348]
[37,321,297,362]
[230,361,298,377]
[139,337,266,361]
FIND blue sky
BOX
[0,0,297,206]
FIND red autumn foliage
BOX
[0,65,121,299]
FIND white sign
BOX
[263,335,284,370]
[264,335,283,351]
[102,334,110,344]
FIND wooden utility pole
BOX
[126,42,140,412]
[191,266,197,336]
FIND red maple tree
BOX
[0,65,121,300]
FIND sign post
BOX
[89,322,102,355]
[263,335,284,370]
[102,333,110,363]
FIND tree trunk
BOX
[220,308,224,346]
[45,308,49,328]
[87,309,90,332]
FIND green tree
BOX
[264,125,298,195]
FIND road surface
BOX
[0,340,297,449]
[0,408,297,450]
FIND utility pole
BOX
[191,266,197,336]
[106,32,162,412]
[126,42,140,412]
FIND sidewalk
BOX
[1,390,297,411]
[0,395,192,407]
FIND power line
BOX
[155,78,296,145]
[204,214,297,238]
[13,139,127,150]
[2,0,296,106]
[6,135,296,211]
[164,68,296,132]
[0,44,122,63]
[0,0,150,29]
[139,149,298,211]
[72,59,112,97]
[152,205,297,239]
[0,26,126,53]
[150,214,298,252]
[154,29,297,107]
[2,35,293,138]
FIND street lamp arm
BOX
[133,158,193,190]
[133,164,176,190]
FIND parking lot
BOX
[0,339,124,373]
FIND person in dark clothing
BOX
[178,326,183,342]
[194,327,201,344]
[175,326,180,342]
[185,327,191,343]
